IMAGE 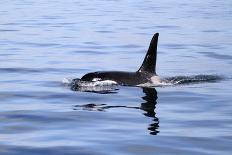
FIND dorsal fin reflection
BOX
[141,87,159,135]
[73,87,159,135]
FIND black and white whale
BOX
[77,33,161,87]
[68,32,222,92]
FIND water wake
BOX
[162,74,223,85]
[63,74,223,93]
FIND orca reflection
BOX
[74,87,159,135]
[141,87,159,135]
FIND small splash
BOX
[72,79,118,87]
[66,78,119,93]
[62,77,73,85]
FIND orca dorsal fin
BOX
[137,33,159,74]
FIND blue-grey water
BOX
[1,0,232,154]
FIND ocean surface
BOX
[1,0,232,154]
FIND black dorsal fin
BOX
[137,33,159,74]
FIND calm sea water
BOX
[1,0,232,154]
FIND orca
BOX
[79,33,161,86]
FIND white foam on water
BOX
[70,79,118,93]
[62,77,73,85]
[76,80,118,87]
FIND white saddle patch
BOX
[137,75,173,87]
[150,75,161,85]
